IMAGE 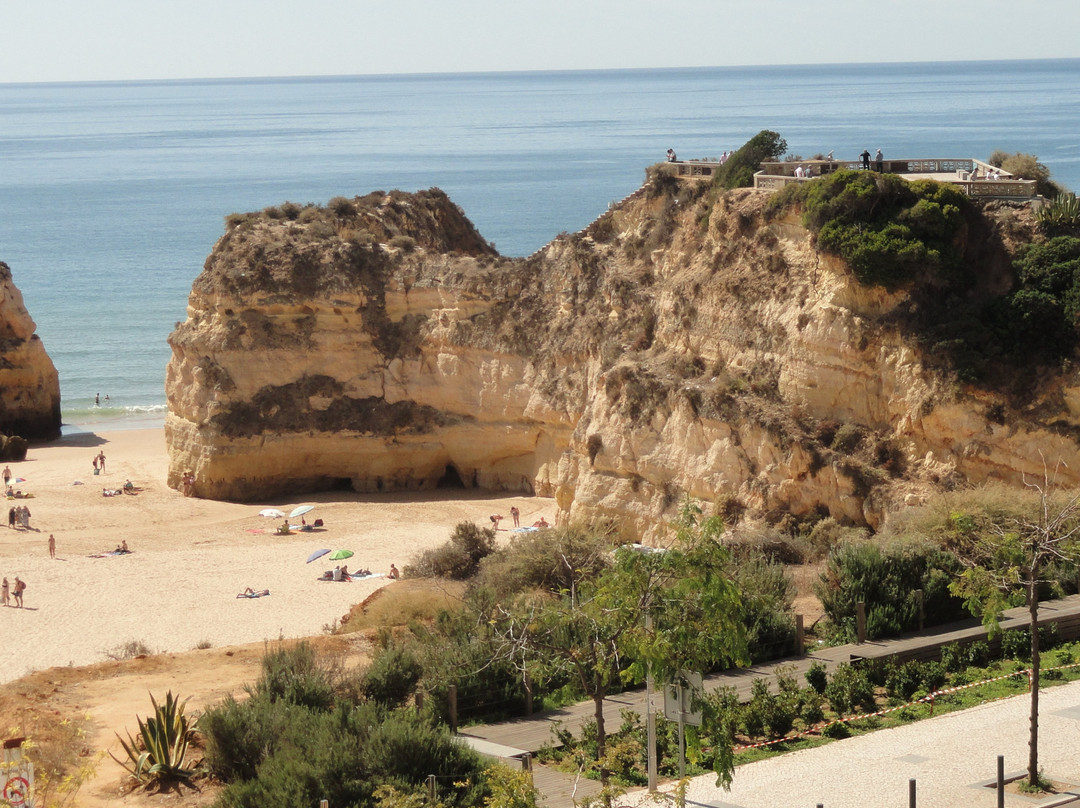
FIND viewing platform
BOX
[670,157,1039,199]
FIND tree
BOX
[713,130,788,189]
[949,466,1080,789]
[484,505,747,799]
[989,150,1063,198]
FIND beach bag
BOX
[93,467,100,476]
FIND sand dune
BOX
[0,429,546,683]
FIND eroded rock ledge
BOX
[0,261,61,441]
[165,181,1080,540]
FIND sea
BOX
[1,59,1078,432]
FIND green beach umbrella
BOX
[328,549,353,561]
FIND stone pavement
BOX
[457,594,1080,807]
[620,678,1080,808]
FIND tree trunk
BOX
[594,681,609,794]
[1028,582,1040,788]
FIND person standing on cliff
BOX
[860,149,871,170]
[875,148,884,172]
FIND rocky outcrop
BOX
[165,179,1080,540]
[0,261,61,442]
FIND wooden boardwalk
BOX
[457,593,1080,807]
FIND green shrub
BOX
[474,526,612,597]
[389,235,417,252]
[201,694,291,782]
[777,170,967,290]
[711,130,788,189]
[940,643,962,673]
[824,664,875,716]
[816,541,966,641]
[805,661,828,694]
[328,196,356,217]
[800,696,825,727]
[250,641,335,711]
[361,645,423,708]
[731,555,796,662]
[1001,629,1031,661]
[821,721,850,739]
[964,640,990,668]
[405,522,496,580]
[885,661,923,701]
[830,423,864,453]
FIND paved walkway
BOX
[621,679,1080,808]
[457,594,1080,806]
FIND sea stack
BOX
[0,260,61,442]
[166,174,1080,541]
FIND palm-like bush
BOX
[111,691,193,783]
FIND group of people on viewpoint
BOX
[666,149,733,164]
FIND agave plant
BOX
[1036,193,1080,231]
[111,691,193,783]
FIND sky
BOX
[2,0,1079,84]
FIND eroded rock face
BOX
[166,180,1080,540]
[0,261,61,441]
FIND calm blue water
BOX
[0,59,1078,428]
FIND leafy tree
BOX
[712,130,788,189]
[949,466,1080,789]
[989,150,1063,198]
[484,505,747,796]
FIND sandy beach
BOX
[0,428,545,684]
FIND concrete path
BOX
[457,594,1080,807]
[620,679,1080,808]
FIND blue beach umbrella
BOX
[307,549,331,564]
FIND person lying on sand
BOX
[237,587,270,598]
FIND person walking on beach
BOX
[2,466,10,486]
[7,507,14,529]
[48,534,56,559]
[92,455,99,474]
[1,577,9,607]
[97,450,106,471]
[20,505,30,529]
[13,576,25,608]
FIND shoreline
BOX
[0,427,547,684]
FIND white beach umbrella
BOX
[259,508,286,518]
[289,505,315,519]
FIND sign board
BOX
[663,670,703,726]
[2,740,34,808]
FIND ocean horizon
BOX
[1,58,1077,430]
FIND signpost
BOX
[663,671,703,808]
[2,738,34,808]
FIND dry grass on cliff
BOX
[338,578,467,635]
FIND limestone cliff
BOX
[165,179,1080,539]
[0,261,61,442]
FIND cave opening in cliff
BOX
[437,464,466,489]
